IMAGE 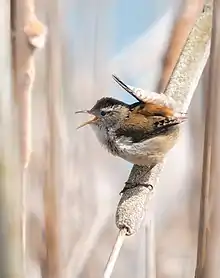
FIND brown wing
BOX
[131,102,174,117]
[115,113,186,143]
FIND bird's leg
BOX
[120,163,157,195]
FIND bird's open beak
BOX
[75,110,98,129]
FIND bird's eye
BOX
[100,110,106,116]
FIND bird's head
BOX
[76,97,131,130]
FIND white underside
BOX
[92,125,167,165]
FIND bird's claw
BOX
[119,182,153,195]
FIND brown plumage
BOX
[112,74,175,118]
[131,102,174,117]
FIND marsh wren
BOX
[76,75,186,192]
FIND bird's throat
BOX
[92,125,119,155]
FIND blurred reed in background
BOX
[0,0,217,277]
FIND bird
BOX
[76,75,187,192]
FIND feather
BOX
[115,115,186,143]
[130,102,174,117]
[112,74,145,103]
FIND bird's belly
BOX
[116,143,160,165]
[115,136,175,165]
[92,126,177,165]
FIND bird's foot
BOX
[119,182,153,195]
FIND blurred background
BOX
[0,0,208,277]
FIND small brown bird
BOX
[76,75,186,191]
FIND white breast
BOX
[91,125,170,165]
